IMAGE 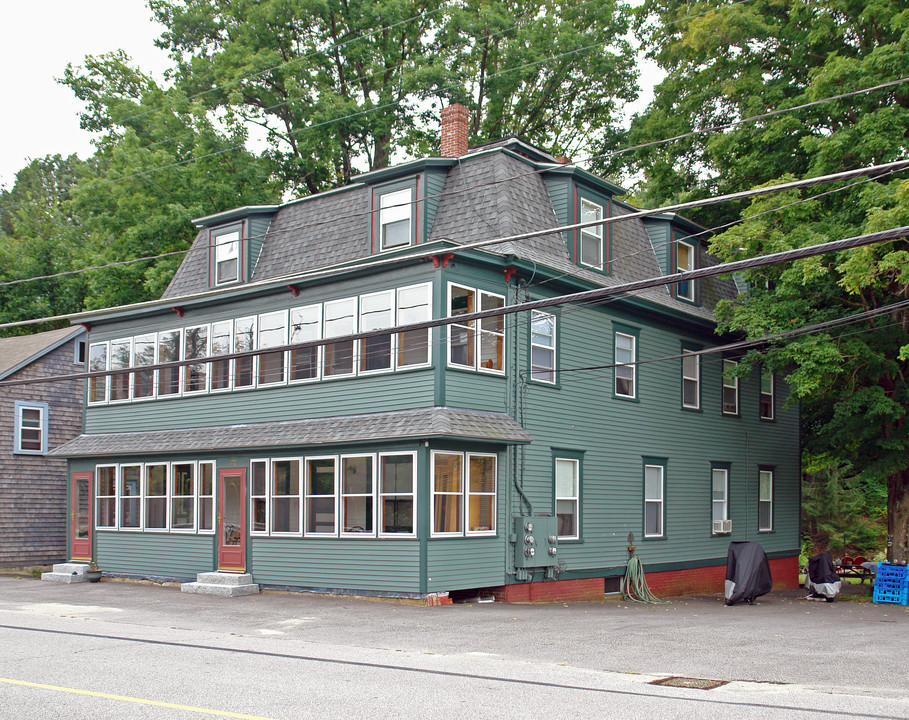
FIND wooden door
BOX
[217,469,246,571]
[70,472,93,561]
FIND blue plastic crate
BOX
[876,562,908,582]
[873,583,909,605]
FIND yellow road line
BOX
[0,677,279,720]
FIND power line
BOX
[2,225,906,389]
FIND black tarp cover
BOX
[724,541,773,605]
[805,552,841,599]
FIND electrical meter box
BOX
[514,516,559,568]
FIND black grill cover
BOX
[724,541,773,605]
[807,552,839,585]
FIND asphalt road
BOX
[0,576,906,719]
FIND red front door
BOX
[217,469,246,571]
[71,472,93,561]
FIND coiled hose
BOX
[622,554,667,604]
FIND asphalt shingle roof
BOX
[48,406,532,457]
[0,326,84,380]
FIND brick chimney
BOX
[440,103,469,158]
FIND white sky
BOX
[0,1,661,191]
[0,1,170,189]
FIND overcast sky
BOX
[0,1,169,189]
[1,1,661,191]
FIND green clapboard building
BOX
[52,107,800,602]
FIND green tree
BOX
[628,0,909,559]
[149,0,637,195]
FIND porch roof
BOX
[49,406,532,458]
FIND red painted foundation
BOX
[496,556,799,603]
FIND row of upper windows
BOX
[555,455,775,542]
[613,330,775,420]
[91,449,497,540]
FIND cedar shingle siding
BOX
[0,336,84,565]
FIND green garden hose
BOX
[622,554,668,604]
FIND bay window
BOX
[431,451,497,537]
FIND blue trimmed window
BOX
[14,401,48,455]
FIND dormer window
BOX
[675,239,695,301]
[579,198,604,269]
[215,229,240,284]
[373,180,418,252]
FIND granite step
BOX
[181,572,260,597]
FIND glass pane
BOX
[98,498,116,528]
[645,502,662,536]
[683,378,698,407]
[307,459,336,496]
[200,464,213,496]
[557,499,576,537]
[272,497,300,533]
[644,466,662,500]
[433,494,461,533]
[450,286,474,318]
[712,501,727,523]
[555,459,577,497]
[146,498,166,529]
[382,497,413,533]
[97,466,116,496]
[712,470,727,499]
[273,460,300,496]
[381,455,413,494]
[173,464,194,497]
[146,465,166,497]
[469,456,496,494]
[468,494,494,532]
[581,230,601,267]
[223,475,242,543]
[759,502,772,529]
[615,334,634,363]
[616,366,634,396]
[531,312,554,345]
[434,454,461,493]
[172,497,194,529]
[342,496,372,533]
[252,462,267,496]
[677,241,693,271]
[343,456,373,494]
[480,330,503,370]
[759,471,772,500]
[307,496,335,533]
[382,219,410,247]
[75,478,90,538]
[200,497,214,532]
[449,324,474,366]
[682,352,698,379]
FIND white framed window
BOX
[676,239,695,301]
[448,283,505,373]
[531,310,556,383]
[340,455,375,536]
[109,338,132,402]
[74,338,87,365]
[210,320,233,391]
[14,401,47,455]
[644,464,664,538]
[359,290,394,374]
[579,198,604,269]
[289,304,321,383]
[759,469,774,531]
[133,333,156,400]
[183,325,209,394]
[379,187,412,250]
[157,330,182,397]
[555,458,579,540]
[233,316,257,389]
[722,359,739,415]
[250,460,268,534]
[171,462,196,531]
[682,350,699,409]
[198,462,215,533]
[271,459,301,534]
[258,310,287,386]
[324,298,357,378]
[96,465,117,529]
[306,456,338,535]
[396,283,431,368]
[88,341,108,404]
[379,453,416,536]
[215,229,240,285]
[615,332,636,398]
[119,464,142,530]
[760,367,774,420]
[712,467,729,525]
[431,451,497,537]
[145,464,168,530]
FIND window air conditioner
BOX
[713,519,733,534]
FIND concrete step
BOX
[181,571,259,597]
[42,563,94,584]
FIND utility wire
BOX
[2,225,905,388]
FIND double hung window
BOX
[531,311,556,383]
[257,311,287,385]
[359,291,394,373]
[88,342,108,403]
[396,284,431,367]
[579,198,604,269]
[183,325,209,393]
[306,457,338,535]
[431,451,496,536]
[341,455,374,534]
[290,305,321,382]
[675,240,695,301]
[215,229,240,285]
[210,321,232,391]
[171,463,195,530]
[133,334,156,399]
[157,330,181,397]
[145,464,168,529]
[759,469,774,531]
[272,459,301,534]
[448,284,505,373]
[380,454,415,535]
[324,299,356,377]
[96,465,117,529]
[14,401,47,454]
[712,467,729,524]
[555,458,579,539]
[644,463,664,538]
[682,350,700,409]
[722,359,739,415]
[233,317,256,388]
[379,188,413,250]
[614,332,636,398]
[119,465,142,529]
[760,367,774,420]
[109,338,132,402]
